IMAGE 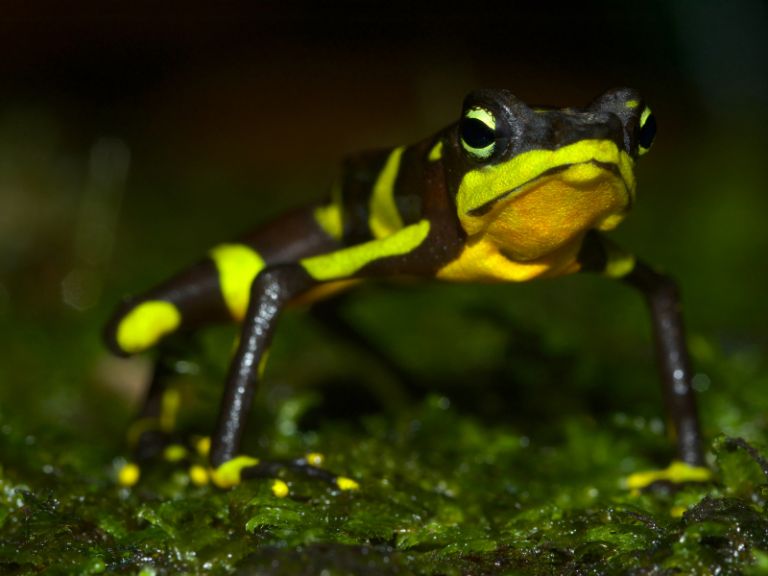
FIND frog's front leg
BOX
[210,264,317,469]
[621,259,704,467]
[579,232,705,471]
[208,220,433,488]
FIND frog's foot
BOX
[116,430,208,487]
[116,434,360,496]
[624,460,712,493]
[200,452,360,497]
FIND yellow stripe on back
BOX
[369,146,405,238]
[301,220,430,281]
[209,243,265,321]
[314,178,344,240]
[116,300,181,354]
[313,203,343,240]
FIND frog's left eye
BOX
[460,107,498,161]
[638,106,656,155]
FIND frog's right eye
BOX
[638,106,656,155]
[460,107,498,161]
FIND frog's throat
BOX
[456,139,636,218]
[468,159,631,218]
[457,160,632,258]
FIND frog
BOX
[105,87,708,493]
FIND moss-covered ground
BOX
[2,311,768,575]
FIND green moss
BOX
[3,370,768,574]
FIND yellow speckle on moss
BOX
[189,465,209,486]
[337,476,360,491]
[271,479,290,498]
[305,452,325,467]
[118,462,140,487]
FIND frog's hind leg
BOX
[107,205,343,486]
[107,255,231,486]
[104,206,342,358]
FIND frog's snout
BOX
[552,111,626,152]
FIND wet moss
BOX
[3,363,768,575]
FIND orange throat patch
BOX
[438,163,631,283]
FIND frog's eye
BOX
[638,106,656,155]
[460,107,498,161]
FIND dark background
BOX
[1,0,766,431]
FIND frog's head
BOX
[446,88,655,261]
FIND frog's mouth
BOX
[467,159,632,218]
[457,139,636,227]
[464,159,632,263]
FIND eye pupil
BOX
[461,118,495,148]
[639,113,656,149]
[460,117,496,151]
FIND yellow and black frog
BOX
[105,88,707,492]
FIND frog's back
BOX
[330,140,440,245]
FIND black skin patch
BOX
[576,230,608,273]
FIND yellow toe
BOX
[625,460,711,491]
[118,462,141,487]
[336,476,360,491]
[210,456,260,489]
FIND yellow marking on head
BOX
[209,243,265,321]
[116,300,181,354]
[271,479,290,498]
[195,436,211,457]
[305,452,324,467]
[314,203,343,240]
[625,99,640,109]
[189,465,210,486]
[211,455,260,488]
[159,388,180,432]
[118,462,141,487]
[300,220,430,281]
[428,140,443,162]
[457,139,636,219]
[369,146,405,238]
[624,460,711,491]
[336,476,360,491]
